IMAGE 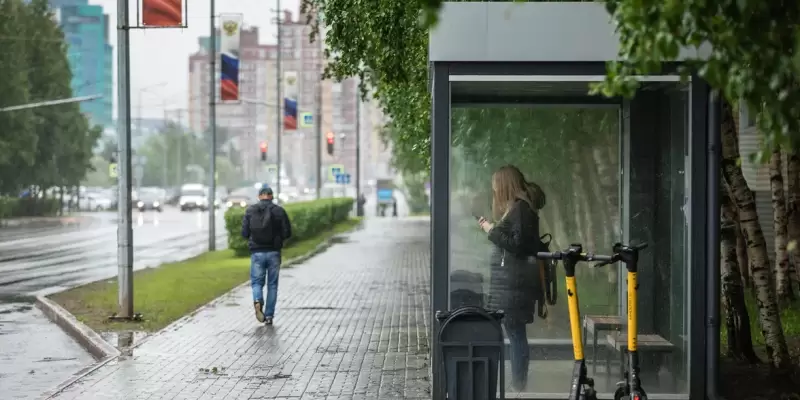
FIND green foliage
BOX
[591,0,800,159]
[401,171,430,214]
[303,0,431,174]
[224,198,355,256]
[0,0,101,194]
[0,196,60,218]
[134,124,242,188]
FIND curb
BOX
[36,296,122,399]
[39,221,361,397]
[35,296,120,360]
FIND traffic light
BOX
[260,141,267,161]
[326,132,334,155]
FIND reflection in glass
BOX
[449,107,622,396]
[446,92,693,397]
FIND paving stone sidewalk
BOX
[49,218,432,400]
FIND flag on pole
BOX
[142,0,183,27]
[220,14,243,102]
[283,71,298,130]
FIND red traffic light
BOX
[259,141,267,152]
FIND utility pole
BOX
[177,109,183,186]
[208,0,217,251]
[275,3,283,198]
[162,99,168,187]
[314,68,322,200]
[355,80,362,216]
[115,0,134,319]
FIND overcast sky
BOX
[89,0,301,120]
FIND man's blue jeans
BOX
[250,251,281,317]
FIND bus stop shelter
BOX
[428,2,719,399]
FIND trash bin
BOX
[450,270,485,308]
[436,306,505,400]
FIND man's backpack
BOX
[535,233,558,318]
[249,204,275,245]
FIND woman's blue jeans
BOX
[503,317,530,391]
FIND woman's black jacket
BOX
[486,198,540,323]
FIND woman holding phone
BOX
[477,165,541,392]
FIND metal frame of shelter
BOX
[428,2,721,400]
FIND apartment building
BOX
[188,9,389,189]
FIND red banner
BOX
[142,0,182,27]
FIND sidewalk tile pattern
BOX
[50,219,432,399]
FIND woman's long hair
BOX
[491,165,534,220]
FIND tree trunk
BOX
[786,148,800,283]
[721,182,760,363]
[769,148,795,303]
[720,98,790,369]
[736,221,752,289]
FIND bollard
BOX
[436,306,505,400]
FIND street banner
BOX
[220,14,242,102]
[283,71,298,130]
[142,0,183,27]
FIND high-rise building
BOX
[51,0,113,128]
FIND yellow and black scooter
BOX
[594,243,649,400]
[536,243,614,400]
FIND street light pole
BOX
[115,0,134,319]
[275,3,283,197]
[208,0,217,251]
[315,38,323,200]
[355,81,362,216]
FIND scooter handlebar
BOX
[612,242,649,253]
[535,251,614,263]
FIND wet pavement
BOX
[0,208,228,399]
[0,300,94,400]
[48,218,432,400]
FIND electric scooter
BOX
[594,242,649,400]
[536,243,614,400]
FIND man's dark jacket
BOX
[241,200,293,253]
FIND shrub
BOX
[224,198,354,257]
[0,197,60,219]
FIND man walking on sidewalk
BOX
[241,185,292,325]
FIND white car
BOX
[179,191,209,211]
[79,194,113,211]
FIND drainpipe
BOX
[706,89,721,400]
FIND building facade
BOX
[51,0,113,128]
[187,9,390,190]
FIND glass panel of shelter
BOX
[447,81,691,399]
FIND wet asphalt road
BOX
[0,207,227,399]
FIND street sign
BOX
[109,163,118,178]
[334,173,351,185]
[300,112,313,128]
[328,164,345,182]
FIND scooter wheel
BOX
[631,388,647,400]
[613,386,627,400]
